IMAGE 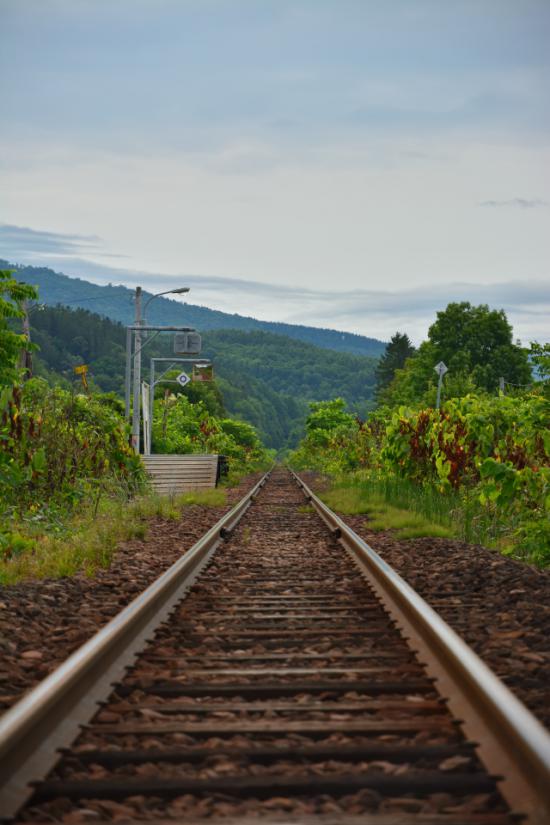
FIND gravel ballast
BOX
[315,509,550,730]
[0,474,262,716]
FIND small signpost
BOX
[176,371,191,388]
[73,364,89,391]
[434,361,448,409]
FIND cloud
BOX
[479,198,549,208]
[2,1,550,158]
[0,223,127,259]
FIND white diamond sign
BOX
[176,371,190,388]
[434,361,448,377]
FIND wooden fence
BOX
[142,454,219,494]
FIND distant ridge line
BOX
[4,260,386,358]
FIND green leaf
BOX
[31,447,47,473]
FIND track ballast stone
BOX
[16,469,514,824]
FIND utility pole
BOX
[131,286,142,452]
[124,326,132,420]
[128,285,190,452]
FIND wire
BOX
[51,294,132,305]
[502,379,534,388]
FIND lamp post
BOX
[142,288,190,318]
[130,286,190,452]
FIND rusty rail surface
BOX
[0,471,270,818]
[291,470,550,825]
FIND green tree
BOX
[529,342,550,388]
[305,398,357,434]
[384,302,531,406]
[375,332,415,401]
[427,302,530,391]
[0,271,38,386]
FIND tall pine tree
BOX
[375,332,415,401]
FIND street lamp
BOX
[142,287,190,319]
[128,286,190,452]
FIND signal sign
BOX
[176,371,191,388]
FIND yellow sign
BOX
[73,364,89,390]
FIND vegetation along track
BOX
[1,469,549,824]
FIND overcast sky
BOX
[1,0,549,343]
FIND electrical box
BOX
[174,331,202,355]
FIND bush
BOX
[0,379,145,523]
[152,393,273,474]
[289,393,550,565]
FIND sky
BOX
[1,0,549,343]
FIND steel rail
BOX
[0,471,270,819]
[291,470,550,825]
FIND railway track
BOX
[1,468,549,823]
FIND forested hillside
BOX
[4,261,386,358]
[23,304,377,449]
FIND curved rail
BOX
[291,470,550,825]
[0,470,270,818]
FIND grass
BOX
[321,487,453,540]
[320,487,369,515]
[362,500,453,539]
[320,475,508,547]
[0,487,227,585]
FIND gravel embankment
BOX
[0,474,263,716]
[303,475,550,729]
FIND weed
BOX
[175,489,226,508]
[364,503,453,539]
[320,487,370,515]
[0,487,227,585]
[321,478,476,543]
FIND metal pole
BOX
[124,326,132,420]
[149,358,155,455]
[131,286,142,452]
[436,373,443,409]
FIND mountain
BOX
[22,305,378,449]
[3,260,386,358]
